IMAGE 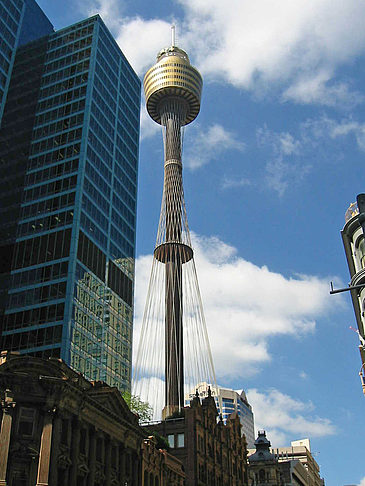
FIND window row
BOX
[120,65,140,101]
[89,116,114,154]
[114,160,136,197]
[25,158,79,186]
[86,145,112,183]
[39,73,88,101]
[13,228,72,269]
[77,231,106,282]
[113,176,136,212]
[46,35,92,63]
[3,0,22,23]
[110,225,133,259]
[49,19,95,48]
[96,37,119,80]
[37,85,87,113]
[21,191,75,220]
[33,113,84,142]
[41,59,90,90]
[0,33,13,59]
[28,142,81,170]
[83,177,109,215]
[116,135,137,171]
[0,6,18,39]
[0,19,16,48]
[93,72,116,112]
[82,194,108,231]
[95,56,118,97]
[10,260,69,289]
[45,47,91,74]
[87,130,113,168]
[112,193,134,227]
[2,324,63,350]
[80,212,107,251]
[8,281,67,308]
[31,127,82,155]
[91,101,115,140]
[35,98,85,128]
[18,209,74,237]
[111,208,134,243]
[3,303,65,332]
[23,174,78,203]
[108,261,132,307]
[91,87,115,127]
[118,107,139,146]
[85,159,110,198]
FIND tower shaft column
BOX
[161,106,185,417]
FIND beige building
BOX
[273,439,323,486]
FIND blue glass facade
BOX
[0,15,140,392]
[0,0,53,124]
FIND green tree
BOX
[122,391,153,423]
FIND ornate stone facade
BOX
[0,351,184,486]
[146,389,249,486]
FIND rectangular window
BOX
[17,407,36,437]
[177,433,184,448]
[167,434,174,448]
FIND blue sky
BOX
[37,1,365,484]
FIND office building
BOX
[0,0,53,124]
[341,196,365,394]
[186,381,256,448]
[0,11,140,392]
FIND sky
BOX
[36,1,365,484]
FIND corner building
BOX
[0,14,140,392]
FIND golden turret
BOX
[143,42,202,126]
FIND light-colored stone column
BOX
[49,414,62,486]
[36,409,55,486]
[0,392,15,486]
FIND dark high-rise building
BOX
[0,12,140,392]
[0,0,53,124]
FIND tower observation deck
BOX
[133,31,216,420]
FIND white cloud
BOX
[221,176,251,190]
[257,127,311,196]
[79,0,365,106]
[247,388,336,446]
[303,116,365,152]
[134,233,341,381]
[359,477,365,486]
[283,70,364,107]
[184,123,245,169]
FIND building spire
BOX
[171,24,176,46]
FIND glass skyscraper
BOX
[0,0,53,123]
[0,12,140,392]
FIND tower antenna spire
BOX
[171,24,176,46]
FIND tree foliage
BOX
[122,391,153,423]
